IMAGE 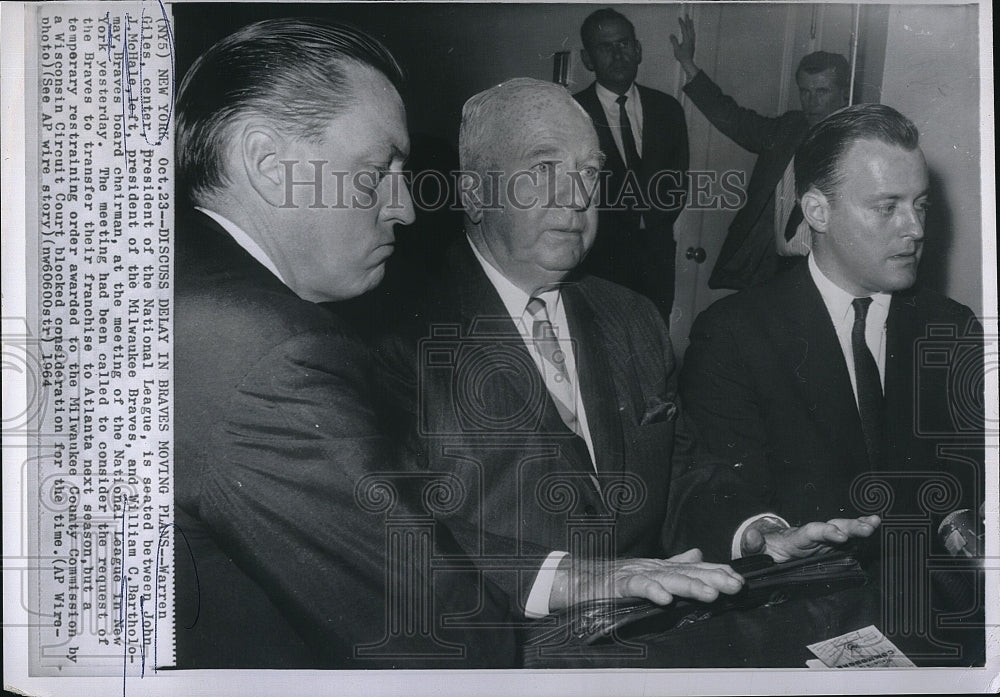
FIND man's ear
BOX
[634,39,643,65]
[459,172,484,224]
[580,47,595,72]
[800,187,830,234]
[242,125,289,208]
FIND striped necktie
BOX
[526,296,582,439]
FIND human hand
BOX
[669,15,699,77]
[742,515,881,563]
[549,547,744,611]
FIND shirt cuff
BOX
[524,551,568,618]
[731,513,790,559]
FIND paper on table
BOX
[807,625,917,669]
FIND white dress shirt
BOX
[732,254,891,558]
[773,160,812,256]
[196,207,290,288]
[467,239,597,464]
[594,81,644,164]
[808,253,890,400]
[468,237,599,617]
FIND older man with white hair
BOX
[375,78,745,623]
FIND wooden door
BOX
[668,3,857,359]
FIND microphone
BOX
[937,507,982,558]
[932,505,986,662]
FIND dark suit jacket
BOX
[683,71,811,290]
[676,261,984,560]
[174,210,517,668]
[375,240,686,609]
[574,82,689,320]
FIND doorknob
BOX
[685,247,707,263]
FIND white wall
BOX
[372,2,983,320]
[879,4,982,315]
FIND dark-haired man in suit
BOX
[574,7,689,323]
[678,104,982,566]
[173,18,517,669]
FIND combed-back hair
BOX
[175,18,404,203]
[795,103,919,199]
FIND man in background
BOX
[670,15,849,289]
[575,7,689,324]
[173,18,516,668]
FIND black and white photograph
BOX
[2,1,996,695]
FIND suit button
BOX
[584,504,597,515]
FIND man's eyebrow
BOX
[864,188,931,202]
[522,145,562,161]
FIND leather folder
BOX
[525,550,869,646]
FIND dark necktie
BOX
[616,94,641,171]
[784,203,804,242]
[852,297,886,468]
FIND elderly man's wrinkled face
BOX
[473,95,602,294]
[276,67,415,302]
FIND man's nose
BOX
[900,205,925,240]
[556,170,592,211]
[383,177,416,226]
[899,206,926,241]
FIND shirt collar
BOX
[595,80,639,113]
[808,253,891,323]
[466,236,562,327]
[195,206,289,287]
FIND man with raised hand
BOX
[670,15,850,289]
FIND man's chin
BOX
[880,269,919,292]
[539,255,585,281]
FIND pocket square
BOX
[640,395,677,426]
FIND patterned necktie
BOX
[616,94,642,171]
[852,297,886,468]
[526,297,582,439]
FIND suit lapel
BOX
[637,85,660,173]
[779,265,871,471]
[450,243,541,431]
[563,282,626,479]
[179,209,297,297]
[577,83,627,177]
[883,292,919,468]
[448,243,597,479]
